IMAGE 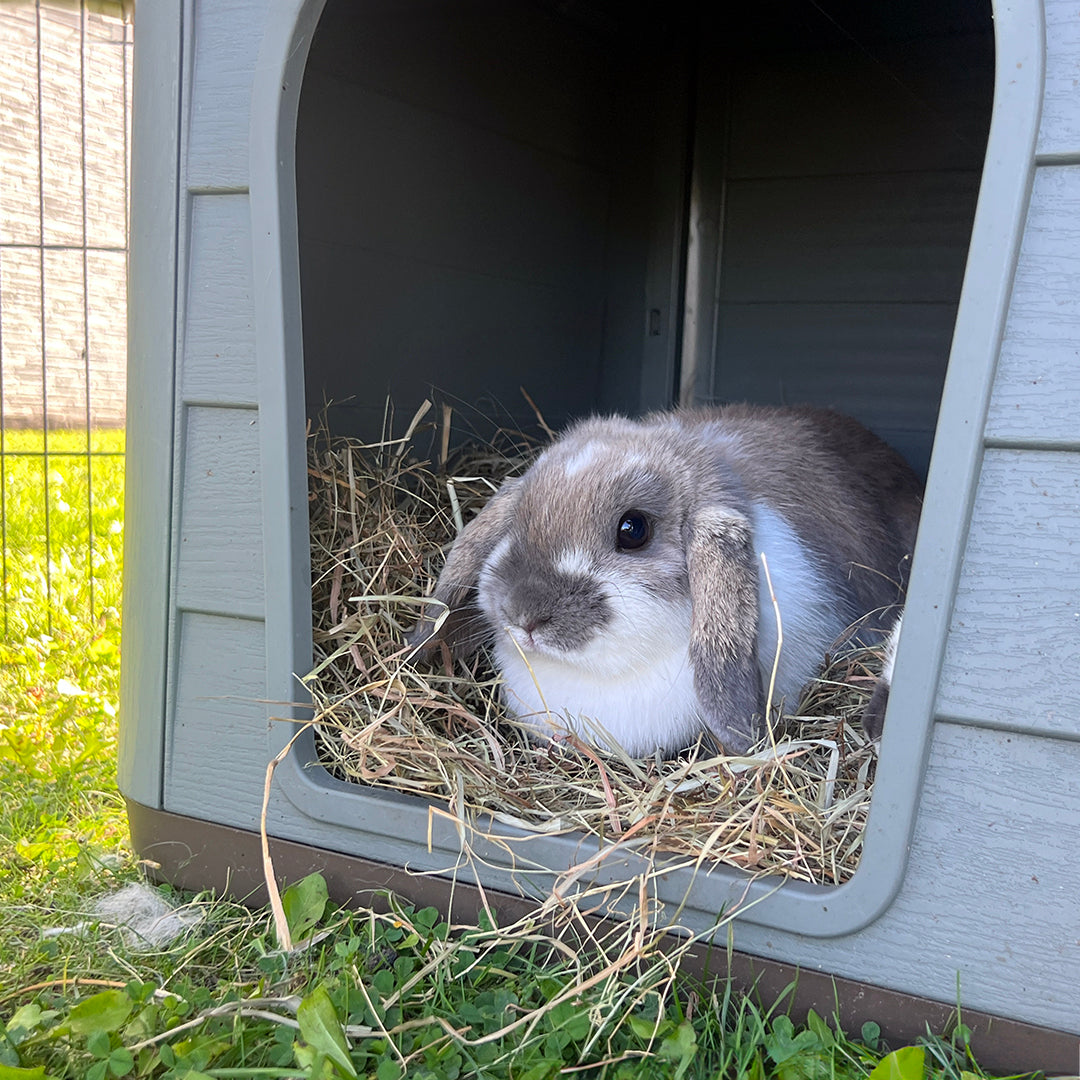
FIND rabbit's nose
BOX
[522,614,551,635]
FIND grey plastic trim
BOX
[936,714,1080,742]
[119,0,184,810]
[249,0,326,731]
[249,0,1046,938]
[1034,151,1080,166]
[185,186,250,196]
[858,0,1045,924]
[984,435,1080,452]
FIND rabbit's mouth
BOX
[486,574,612,657]
[500,620,588,660]
[502,622,544,654]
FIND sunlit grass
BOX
[0,426,124,640]
[0,428,128,914]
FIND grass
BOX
[0,431,1040,1080]
[0,873,1005,1080]
[0,427,127,908]
[0,427,125,641]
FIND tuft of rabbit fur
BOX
[408,405,922,756]
[861,611,903,741]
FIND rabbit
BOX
[861,611,903,741]
[408,404,923,756]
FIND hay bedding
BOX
[305,403,882,888]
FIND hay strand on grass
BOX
[304,406,885,887]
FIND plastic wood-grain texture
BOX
[295,5,690,437]
[298,79,609,290]
[682,13,992,478]
[936,449,1080,731]
[165,611,269,825]
[181,195,259,406]
[1038,0,1080,156]
[294,65,610,434]
[186,0,267,189]
[986,167,1080,442]
[720,173,982,305]
[175,407,264,619]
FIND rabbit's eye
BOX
[616,511,651,551]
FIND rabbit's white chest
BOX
[492,635,702,757]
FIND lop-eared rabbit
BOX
[409,405,922,755]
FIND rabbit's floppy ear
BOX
[407,477,522,660]
[685,506,765,755]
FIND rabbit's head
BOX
[411,415,765,754]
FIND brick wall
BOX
[0,0,132,430]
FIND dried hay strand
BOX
[305,402,886,888]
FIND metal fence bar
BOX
[0,237,6,641]
[0,243,127,251]
[34,0,54,635]
[80,0,95,622]
[0,451,124,458]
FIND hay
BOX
[304,403,884,888]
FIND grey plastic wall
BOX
[120,0,1080,1036]
[294,1,693,439]
[681,6,993,477]
[294,1,992,474]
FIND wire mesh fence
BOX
[0,0,132,640]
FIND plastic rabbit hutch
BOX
[121,0,1080,1067]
